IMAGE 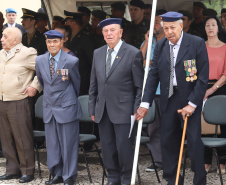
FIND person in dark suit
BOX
[21,8,47,55]
[35,30,82,185]
[4,8,26,34]
[137,12,209,185]
[88,18,144,185]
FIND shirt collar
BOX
[49,49,62,62]
[3,44,19,55]
[7,22,16,27]
[107,39,123,53]
[169,31,183,47]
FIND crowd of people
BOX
[0,0,226,185]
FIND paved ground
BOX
[0,143,225,185]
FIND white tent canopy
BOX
[43,0,201,24]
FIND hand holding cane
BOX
[175,109,189,185]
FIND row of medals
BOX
[184,60,197,82]
[57,69,69,81]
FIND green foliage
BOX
[202,0,226,17]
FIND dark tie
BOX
[168,45,175,98]
[106,49,114,77]
[50,57,55,79]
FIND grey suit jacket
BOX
[88,41,144,124]
[35,50,83,124]
[4,23,26,34]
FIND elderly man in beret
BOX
[35,30,82,185]
[0,27,41,183]
[137,12,209,185]
[89,18,144,185]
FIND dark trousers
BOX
[98,108,136,184]
[147,95,162,167]
[161,90,206,185]
[45,118,79,181]
[0,98,35,175]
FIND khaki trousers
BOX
[0,98,35,175]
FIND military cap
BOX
[44,30,64,39]
[92,10,107,20]
[202,8,217,17]
[78,6,91,15]
[160,11,183,22]
[6,8,17,14]
[64,10,84,21]
[37,8,45,13]
[178,10,192,20]
[98,18,122,29]
[37,12,49,21]
[130,0,145,9]
[221,8,226,14]
[111,2,126,11]
[21,8,38,19]
[193,2,207,9]
[144,4,152,9]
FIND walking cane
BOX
[175,110,189,185]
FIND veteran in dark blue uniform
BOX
[137,12,209,185]
[35,30,82,185]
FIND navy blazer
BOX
[142,32,209,112]
[35,50,82,123]
[4,23,26,34]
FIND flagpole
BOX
[131,0,158,184]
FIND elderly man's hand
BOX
[181,104,195,120]
[23,86,37,97]
[136,107,148,121]
[91,115,95,122]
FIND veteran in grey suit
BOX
[35,30,82,185]
[89,18,144,185]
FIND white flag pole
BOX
[131,0,158,184]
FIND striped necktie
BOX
[106,49,114,77]
[168,45,175,98]
[50,57,55,79]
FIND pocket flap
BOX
[61,99,77,107]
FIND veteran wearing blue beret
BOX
[89,18,144,185]
[137,12,209,185]
[4,8,25,34]
[35,30,82,185]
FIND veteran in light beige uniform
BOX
[0,27,41,183]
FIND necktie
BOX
[168,45,175,98]
[50,57,55,79]
[106,49,114,77]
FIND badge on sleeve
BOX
[184,59,197,82]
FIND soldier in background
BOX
[78,6,92,34]
[52,16,65,30]
[64,10,95,96]
[144,3,152,22]
[91,10,107,48]
[36,12,49,33]
[21,8,47,55]
[178,10,193,34]
[124,0,149,49]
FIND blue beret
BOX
[6,8,17,14]
[98,18,122,29]
[44,30,64,39]
[160,11,183,22]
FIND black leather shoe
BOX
[64,178,75,185]
[45,175,63,185]
[0,174,21,180]
[19,175,34,183]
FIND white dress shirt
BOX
[106,39,123,66]
[7,22,16,27]
[140,32,197,109]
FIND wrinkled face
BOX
[129,6,144,22]
[181,16,191,30]
[221,13,226,27]
[52,20,64,30]
[163,21,183,44]
[102,24,122,48]
[21,18,35,30]
[205,18,218,37]
[144,8,151,21]
[46,38,63,56]
[154,16,163,35]
[91,16,101,29]
[193,6,203,19]
[6,13,17,24]
[1,29,17,51]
